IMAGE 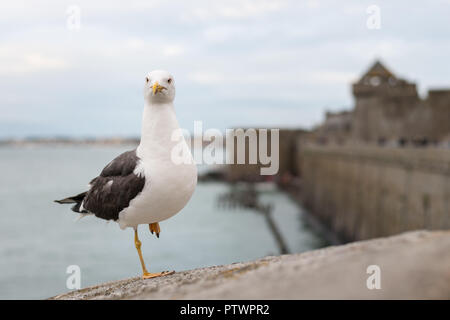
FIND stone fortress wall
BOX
[297,144,450,241]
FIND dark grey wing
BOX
[99,149,141,177]
[82,149,145,221]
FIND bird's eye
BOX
[167,78,172,84]
[146,77,150,83]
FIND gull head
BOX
[144,70,176,104]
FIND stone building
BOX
[315,110,353,144]
[317,60,450,146]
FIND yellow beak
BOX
[152,81,166,95]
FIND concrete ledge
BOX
[50,230,450,300]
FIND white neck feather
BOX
[137,101,180,160]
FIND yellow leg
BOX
[133,227,173,279]
[149,222,161,238]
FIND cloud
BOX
[163,45,185,57]
[0,0,449,137]
[309,71,358,85]
[180,0,286,22]
[0,47,68,75]
[188,72,224,84]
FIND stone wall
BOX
[297,144,450,241]
[427,90,450,141]
[51,231,450,300]
[351,89,450,144]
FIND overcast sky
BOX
[1,0,449,138]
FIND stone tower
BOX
[352,60,420,142]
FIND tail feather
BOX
[54,192,86,204]
[55,192,88,213]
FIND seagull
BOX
[55,70,198,279]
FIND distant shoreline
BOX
[0,137,141,147]
[0,136,211,147]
